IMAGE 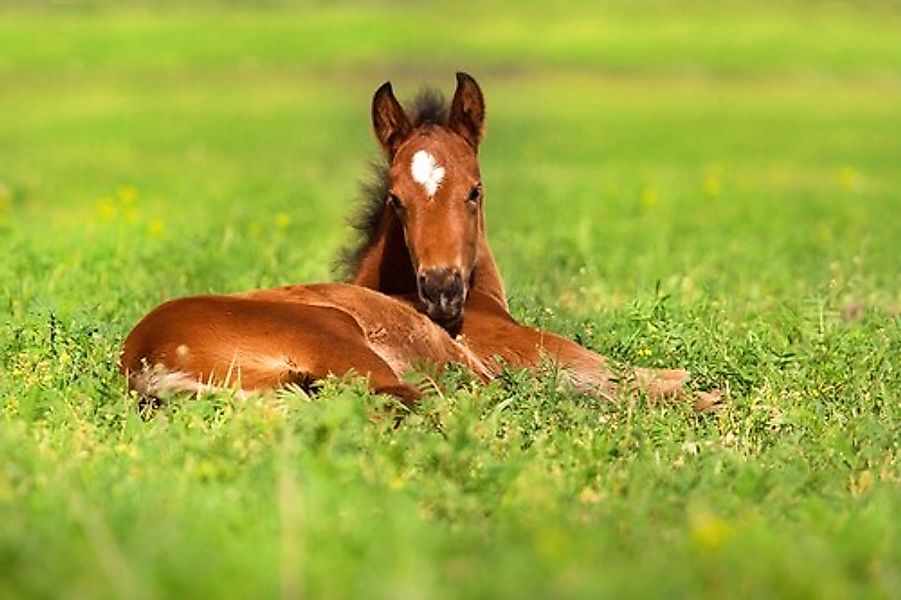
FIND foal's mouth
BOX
[418,289,467,333]
[416,267,467,330]
[423,297,464,323]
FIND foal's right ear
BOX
[372,82,412,157]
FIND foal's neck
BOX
[470,218,508,311]
[349,209,417,295]
[350,209,508,313]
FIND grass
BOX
[0,1,899,598]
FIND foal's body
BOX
[121,283,485,404]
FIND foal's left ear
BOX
[449,72,486,150]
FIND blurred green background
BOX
[1,1,898,309]
[0,1,898,598]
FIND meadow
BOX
[0,1,899,597]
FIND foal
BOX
[122,73,714,409]
[344,73,715,406]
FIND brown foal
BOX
[122,73,716,409]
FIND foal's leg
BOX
[529,328,721,411]
[123,297,423,407]
[304,344,423,409]
[197,323,423,408]
[127,347,421,409]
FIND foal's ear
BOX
[372,81,412,157]
[449,72,486,150]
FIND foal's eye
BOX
[466,185,482,204]
[387,193,402,210]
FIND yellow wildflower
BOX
[703,173,722,197]
[690,510,731,553]
[640,186,659,208]
[148,219,166,238]
[275,212,292,229]
[96,197,116,220]
[837,166,859,190]
[116,184,138,206]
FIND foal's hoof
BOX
[634,368,690,401]
[692,390,723,413]
[374,382,423,409]
[632,368,724,412]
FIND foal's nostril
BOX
[450,271,463,295]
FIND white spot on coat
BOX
[411,150,445,197]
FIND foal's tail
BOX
[127,364,212,399]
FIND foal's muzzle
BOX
[417,267,465,325]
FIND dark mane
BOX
[408,87,448,127]
[333,160,391,280]
[333,87,449,280]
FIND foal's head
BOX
[371,72,486,328]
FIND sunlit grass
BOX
[0,2,898,598]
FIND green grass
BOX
[0,2,899,598]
